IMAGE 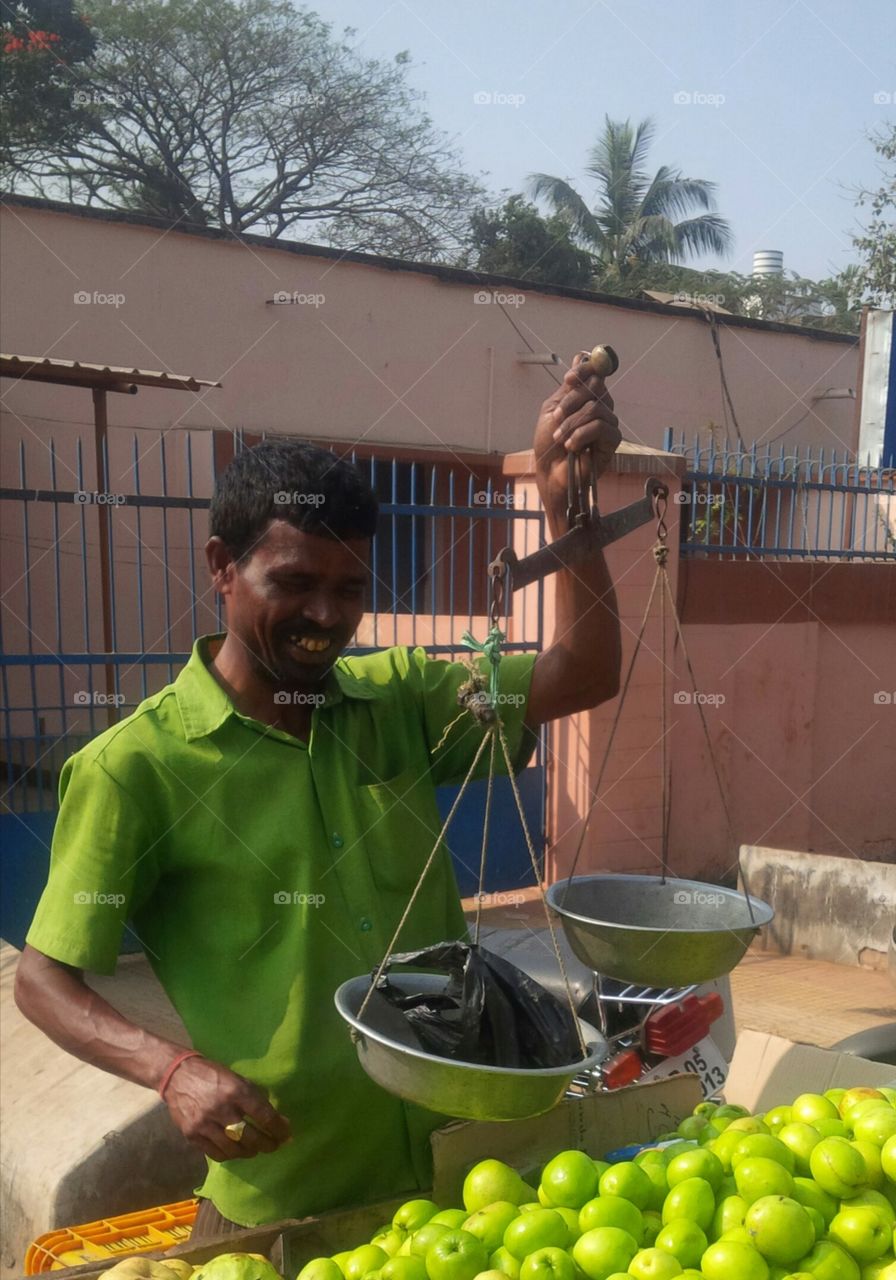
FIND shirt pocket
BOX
[355,764,443,895]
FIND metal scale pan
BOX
[335,972,608,1122]
[546,874,774,989]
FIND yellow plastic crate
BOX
[26,1199,198,1273]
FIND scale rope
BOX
[356,604,590,1061]
[560,490,756,923]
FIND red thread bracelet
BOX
[158,1049,203,1099]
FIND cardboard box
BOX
[725,1030,895,1109]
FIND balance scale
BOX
[335,345,773,1121]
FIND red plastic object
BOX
[644,992,724,1058]
[603,1048,644,1089]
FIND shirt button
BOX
[332,833,344,848]
[359,917,372,932]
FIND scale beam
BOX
[490,476,669,591]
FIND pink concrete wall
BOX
[665,562,896,875]
[1,200,859,466]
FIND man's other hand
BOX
[164,1054,292,1161]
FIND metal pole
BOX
[92,387,118,726]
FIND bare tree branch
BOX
[4,0,485,261]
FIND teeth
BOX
[289,635,330,652]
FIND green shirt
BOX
[27,636,537,1225]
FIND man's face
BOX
[208,520,370,687]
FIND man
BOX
[15,351,622,1229]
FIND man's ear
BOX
[206,536,236,594]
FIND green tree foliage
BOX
[1,0,484,259]
[530,116,733,279]
[565,256,857,334]
[1,0,96,160]
[851,122,896,307]
[468,195,595,287]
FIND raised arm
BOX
[14,943,291,1162]
[525,351,623,727]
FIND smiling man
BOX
[14,351,622,1229]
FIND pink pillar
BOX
[503,445,685,882]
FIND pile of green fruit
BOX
[296,1086,896,1280]
[102,1255,283,1280]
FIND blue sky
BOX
[318,0,894,279]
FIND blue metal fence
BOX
[1,429,547,944]
[664,430,896,561]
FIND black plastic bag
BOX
[370,940,582,1069]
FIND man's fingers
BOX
[541,351,613,423]
[194,1127,245,1162]
[553,377,614,428]
[234,1119,281,1155]
[565,421,622,457]
[554,399,619,447]
[244,1099,292,1145]
[235,1084,292,1145]
[200,1118,278,1161]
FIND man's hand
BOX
[163,1054,292,1162]
[534,350,622,533]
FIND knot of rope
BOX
[653,541,669,566]
[460,624,504,702]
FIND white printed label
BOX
[640,1036,729,1096]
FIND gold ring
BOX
[224,1120,246,1142]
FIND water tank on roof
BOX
[753,249,784,276]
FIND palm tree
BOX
[529,117,733,284]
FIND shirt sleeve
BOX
[26,750,160,976]
[404,646,539,788]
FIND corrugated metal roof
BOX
[0,354,220,391]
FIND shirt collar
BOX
[175,634,382,742]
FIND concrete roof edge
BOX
[1,192,859,346]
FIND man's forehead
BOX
[261,520,370,572]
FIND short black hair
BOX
[210,439,378,561]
